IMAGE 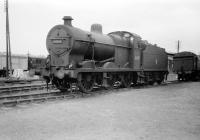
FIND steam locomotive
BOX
[43,16,168,92]
[173,51,200,81]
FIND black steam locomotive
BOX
[43,16,168,92]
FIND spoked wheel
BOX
[106,73,116,89]
[77,73,94,93]
[122,73,133,88]
[52,78,70,92]
[132,72,138,86]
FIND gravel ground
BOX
[0,82,200,140]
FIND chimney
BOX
[63,16,73,26]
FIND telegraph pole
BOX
[5,0,12,77]
[177,40,180,53]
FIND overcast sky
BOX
[0,0,199,56]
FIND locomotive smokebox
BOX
[63,16,73,26]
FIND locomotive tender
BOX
[43,16,168,92]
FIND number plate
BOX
[52,39,63,44]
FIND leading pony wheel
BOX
[77,73,94,93]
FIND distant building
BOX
[167,52,175,73]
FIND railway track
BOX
[0,90,79,107]
[0,83,52,94]
[0,80,179,107]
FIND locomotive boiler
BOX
[43,16,168,92]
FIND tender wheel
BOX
[132,72,138,86]
[77,73,94,93]
[157,74,164,84]
[157,80,162,85]
[149,80,155,85]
